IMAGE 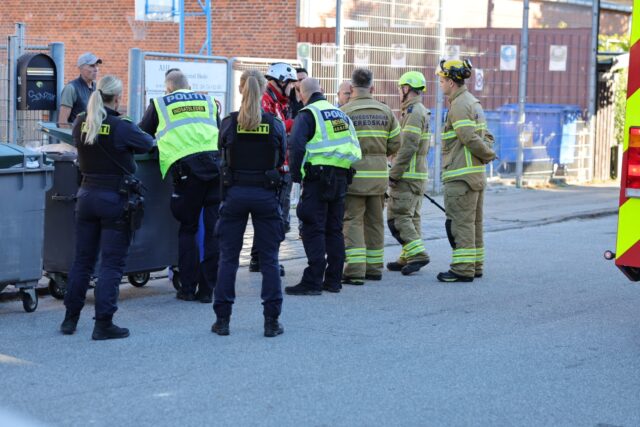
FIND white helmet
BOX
[265,62,297,83]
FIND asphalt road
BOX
[0,214,638,427]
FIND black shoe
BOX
[437,270,474,283]
[284,224,291,234]
[386,261,405,272]
[342,276,365,286]
[401,260,430,276]
[322,283,341,293]
[60,311,80,335]
[92,319,130,340]
[280,264,285,277]
[264,317,284,337]
[249,258,260,273]
[197,293,213,304]
[475,272,483,278]
[211,318,230,336]
[365,273,382,281]
[285,283,322,296]
[176,290,197,301]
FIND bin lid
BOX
[38,121,74,144]
[0,144,41,170]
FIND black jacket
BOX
[288,92,325,183]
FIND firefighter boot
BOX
[437,270,474,283]
[401,259,430,276]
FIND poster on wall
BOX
[500,45,517,71]
[549,45,568,71]
[144,59,227,116]
[391,43,406,67]
[445,45,460,61]
[474,69,484,91]
[354,44,371,67]
[321,43,336,66]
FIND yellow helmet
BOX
[398,71,427,92]
[436,59,473,82]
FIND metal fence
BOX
[1,23,64,148]
[298,0,600,189]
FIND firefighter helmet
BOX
[398,71,427,92]
[436,59,473,82]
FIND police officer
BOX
[286,78,361,295]
[212,70,287,337]
[60,75,154,340]
[436,59,496,282]
[386,71,431,276]
[139,70,221,303]
[341,68,401,285]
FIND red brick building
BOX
[1,0,298,100]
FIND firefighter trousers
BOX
[443,181,484,278]
[387,185,429,265]
[343,194,385,279]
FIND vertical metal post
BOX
[433,0,447,194]
[515,0,529,188]
[8,35,17,144]
[335,0,344,94]
[49,42,64,125]
[15,23,25,57]
[179,0,185,54]
[127,48,145,123]
[587,0,600,182]
[205,0,212,55]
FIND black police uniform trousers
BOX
[214,185,284,318]
[297,168,349,290]
[64,186,132,320]
[170,172,220,297]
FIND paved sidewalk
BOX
[274,181,620,263]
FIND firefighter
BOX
[341,68,401,285]
[60,75,154,340]
[212,70,286,337]
[138,70,221,303]
[436,59,496,282]
[285,77,361,295]
[386,71,431,276]
[248,62,297,274]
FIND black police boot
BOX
[474,272,483,278]
[197,293,213,304]
[436,270,474,283]
[285,283,322,296]
[249,258,260,273]
[401,260,430,276]
[342,276,365,286]
[211,317,230,336]
[60,311,80,335]
[280,264,285,277]
[365,273,382,281]
[322,283,341,293]
[264,317,284,337]
[386,261,405,272]
[92,317,130,341]
[176,290,197,301]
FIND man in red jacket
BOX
[249,62,297,275]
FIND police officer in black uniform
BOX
[211,69,286,338]
[60,75,154,340]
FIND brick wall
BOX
[1,0,297,107]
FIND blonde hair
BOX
[83,75,122,145]
[238,69,266,131]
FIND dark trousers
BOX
[296,176,348,290]
[170,174,220,296]
[250,172,291,260]
[64,187,131,320]
[214,186,284,318]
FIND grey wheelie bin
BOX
[0,144,53,312]
[39,124,181,299]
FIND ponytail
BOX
[82,75,122,145]
[238,69,266,131]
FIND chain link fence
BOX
[299,0,599,188]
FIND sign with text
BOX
[144,59,227,115]
[500,45,517,71]
[549,45,568,71]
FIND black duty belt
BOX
[81,174,124,191]
[232,171,267,187]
